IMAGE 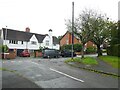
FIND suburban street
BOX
[2,57,118,88]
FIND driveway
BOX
[2,57,118,88]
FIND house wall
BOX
[60,32,80,46]
[41,36,60,50]
[53,44,60,50]
[3,34,40,50]
[85,41,96,48]
[41,36,49,48]
[60,32,69,46]
[3,40,27,49]
[28,34,39,50]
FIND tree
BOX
[65,9,111,57]
[65,9,94,58]
[89,15,113,56]
[110,22,120,45]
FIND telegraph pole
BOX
[71,2,74,59]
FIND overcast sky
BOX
[0,0,119,37]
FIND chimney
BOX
[49,29,53,49]
[25,27,30,32]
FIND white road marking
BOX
[50,68,84,82]
[31,61,84,82]
[36,74,42,77]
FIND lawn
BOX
[65,57,98,65]
[99,56,120,68]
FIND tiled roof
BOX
[2,28,33,42]
[35,34,46,43]
[2,28,59,44]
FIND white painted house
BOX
[0,28,60,55]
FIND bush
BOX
[86,46,97,54]
[107,44,120,57]
[74,44,82,52]
[0,45,9,53]
[60,44,82,52]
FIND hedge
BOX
[60,44,82,52]
[107,44,120,57]
[85,46,97,54]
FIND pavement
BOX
[67,56,119,77]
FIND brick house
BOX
[60,31,96,48]
[60,31,81,46]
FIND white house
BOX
[0,28,60,55]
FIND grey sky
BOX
[0,0,119,37]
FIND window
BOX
[9,40,18,44]
[9,40,12,43]
[46,40,49,46]
[21,41,23,44]
[12,40,14,44]
[31,41,37,45]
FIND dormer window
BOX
[31,41,37,45]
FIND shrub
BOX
[107,44,120,57]
[1,45,9,53]
[86,46,97,54]
[60,44,82,52]
[73,44,82,52]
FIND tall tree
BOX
[89,14,113,56]
[65,9,112,57]
[65,9,93,58]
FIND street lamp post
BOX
[5,26,7,46]
[4,26,7,59]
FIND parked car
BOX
[19,50,30,57]
[60,50,76,57]
[42,49,60,58]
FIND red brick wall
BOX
[60,32,96,48]
[60,32,80,46]
[85,41,96,48]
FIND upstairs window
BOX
[46,40,49,46]
[9,40,18,44]
[21,41,23,44]
[9,40,12,44]
[31,41,37,45]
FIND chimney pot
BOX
[25,27,30,32]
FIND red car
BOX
[20,50,30,57]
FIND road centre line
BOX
[50,68,84,83]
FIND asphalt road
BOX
[2,57,118,88]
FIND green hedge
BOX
[0,45,9,53]
[107,44,120,57]
[85,46,97,54]
[60,44,82,52]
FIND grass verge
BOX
[65,57,98,65]
[99,56,120,68]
